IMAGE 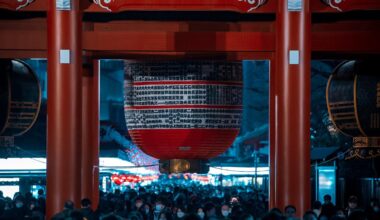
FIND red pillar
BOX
[81,60,100,210]
[47,1,82,218]
[269,56,276,209]
[274,0,311,215]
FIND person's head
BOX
[303,211,318,220]
[241,213,254,220]
[128,211,144,220]
[269,208,282,215]
[284,205,297,218]
[70,210,84,220]
[185,213,201,220]
[348,196,358,209]
[221,204,230,217]
[37,189,44,196]
[81,198,91,208]
[370,198,379,208]
[159,211,172,220]
[204,202,216,217]
[64,200,74,210]
[324,195,332,204]
[261,211,283,220]
[197,208,205,219]
[143,204,151,215]
[135,197,143,209]
[312,201,322,211]
[14,197,24,208]
[372,202,380,213]
[335,208,346,218]
[155,200,164,212]
[176,207,186,219]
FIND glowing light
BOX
[209,167,269,175]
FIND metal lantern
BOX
[326,60,380,159]
[0,59,41,137]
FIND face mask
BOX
[198,212,205,219]
[222,210,229,217]
[166,188,171,192]
[177,211,185,218]
[374,207,380,212]
[136,202,143,208]
[145,208,150,214]
[16,203,23,208]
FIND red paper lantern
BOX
[124,61,242,172]
[111,174,124,185]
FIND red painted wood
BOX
[91,0,272,13]
[274,0,311,215]
[1,28,380,58]
[7,0,380,13]
[269,56,276,209]
[314,0,380,12]
[0,0,34,10]
[46,0,82,218]
[81,60,100,210]
[82,31,275,52]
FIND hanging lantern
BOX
[124,61,242,173]
[111,174,124,185]
[326,60,380,159]
[0,59,41,137]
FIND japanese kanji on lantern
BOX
[326,60,380,159]
[124,61,242,173]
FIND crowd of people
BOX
[0,183,379,220]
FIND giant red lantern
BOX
[124,61,242,173]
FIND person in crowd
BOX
[367,198,380,220]
[80,198,96,220]
[51,200,75,220]
[321,194,336,219]
[220,203,231,219]
[197,207,205,219]
[303,211,318,220]
[333,208,347,219]
[312,201,322,218]
[284,205,297,219]
[261,210,284,220]
[153,198,168,220]
[158,211,173,220]
[347,210,367,220]
[240,213,254,220]
[174,206,186,220]
[12,195,28,220]
[346,196,360,217]
[204,202,217,219]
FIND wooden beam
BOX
[312,0,380,13]
[82,31,275,52]
[9,0,380,13]
[88,51,274,61]
[312,31,380,53]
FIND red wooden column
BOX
[81,60,100,210]
[274,0,311,215]
[47,0,82,218]
[269,56,277,209]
